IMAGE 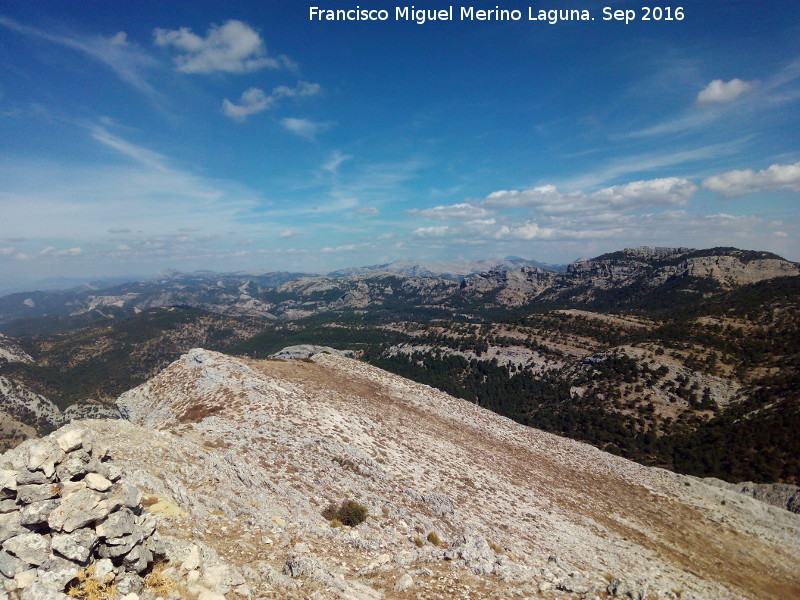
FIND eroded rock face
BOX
[0,426,160,596]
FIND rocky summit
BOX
[2,348,795,599]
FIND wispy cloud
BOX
[406,203,492,221]
[281,117,327,140]
[322,151,352,173]
[0,15,160,102]
[556,141,745,191]
[0,126,261,242]
[626,58,800,139]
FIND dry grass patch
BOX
[66,565,116,599]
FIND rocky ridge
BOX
[459,247,800,307]
[104,348,799,600]
[1,247,796,325]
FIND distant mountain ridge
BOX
[327,257,567,279]
[1,247,796,330]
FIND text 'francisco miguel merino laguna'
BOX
[309,6,595,24]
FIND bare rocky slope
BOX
[59,348,800,600]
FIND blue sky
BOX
[1,1,799,284]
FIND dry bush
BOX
[66,566,116,600]
[143,559,178,596]
[426,531,442,546]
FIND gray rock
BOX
[84,473,113,493]
[20,499,60,526]
[107,483,142,511]
[607,578,650,600]
[55,454,90,482]
[0,500,17,514]
[0,512,26,543]
[0,471,17,500]
[99,529,144,558]
[97,508,136,539]
[25,440,64,478]
[59,481,87,497]
[269,345,355,360]
[51,528,98,563]
[16,483,59,504]
[3,533,50,566]
[15,471,50,486]
[104,465,123,483]
[283,553,325,579]
[393,573,414,592]
[0,549,25,578]
[48,488,109,533]
[36,555,80,592]
[444,529,499,575]
[54,428,91,454]
[21,581,70,600]
[114,571,144,595]
[122,543,153,573]
[557,571,592,594]
[93,557,115,581]
[136,514,157,538]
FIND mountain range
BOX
[0,245,798,487]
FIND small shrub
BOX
[413,536,424,547]
[488,541,504,554]
[143,560,178,596]
[321,503,338,521]
[321,499,368,527]
[426,531,442,546]
[338,500,368,526]
[66,566,116,599]
[329,518,344,528]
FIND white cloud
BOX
[412,226,450,238]
[281,117,326,140]
[154,20,292,74]
[109,31,128,46]
[222,88,271,121]
[222,82,320,121]
[697,78,753,104]
[54,247,82,257]
[407,202,493,221]
[352,207,379,215]
[774,231,789,237]
[279,230,301,239]
[321,244,358,253]
[0,247,15,256]
[323,151,352,173]
[483,177,696,214]
[703,161,800,197]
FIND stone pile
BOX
[0,426,159,599]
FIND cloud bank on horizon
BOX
[0,2,798,284]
